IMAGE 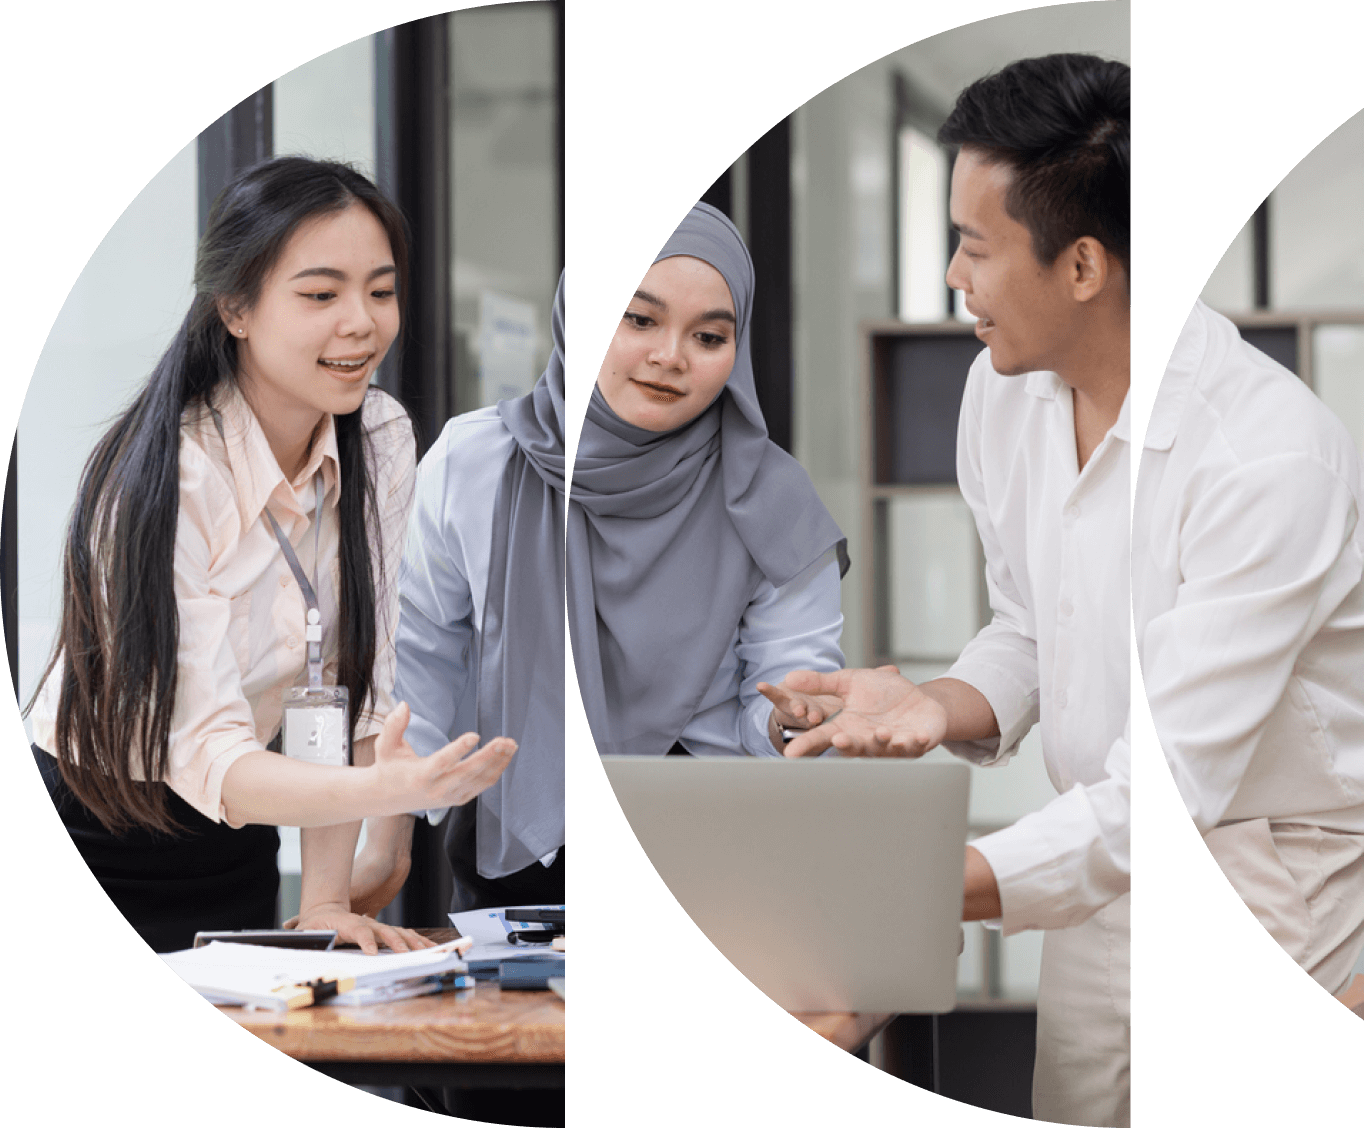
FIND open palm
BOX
[759,666,947,758]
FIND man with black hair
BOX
[765,54,1130,1126]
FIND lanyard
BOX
[263,483,326,688]
[210,406,328,688]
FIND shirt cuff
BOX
[179,730,265,828]
[971,784,1127,935]
[940,657,1038,766]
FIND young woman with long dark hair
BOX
[28,157,515,954]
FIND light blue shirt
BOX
[396,407,550,857]
[676,544,845,757]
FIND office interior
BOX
[7,4,563,935]
[688,3,1127,1115]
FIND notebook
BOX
[601,756,970,1013]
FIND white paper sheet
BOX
[448,904,566,964]
[162,940,470,1010]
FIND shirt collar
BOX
[210,382,342,532]
[1144,301,1209,451]
[1023,367,1131,444]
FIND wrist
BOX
[364,759,419,818]
[921,677,997,743]
[297,899,350,920]
[767,708,784,751]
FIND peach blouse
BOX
[32,382,415,825]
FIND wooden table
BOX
[218,929,564,1090]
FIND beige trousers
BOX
[1203,819,1364,996]
[1032,893,1131,1127]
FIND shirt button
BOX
[1059,599,1073,617]
[286,635,299,649]
[1056,689,1068,708]
[1065,504,1080,521]
[279,575,289,588]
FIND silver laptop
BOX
[601,756,970,1013]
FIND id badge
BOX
[282,685,350,767]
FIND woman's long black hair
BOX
[38,157,411,834]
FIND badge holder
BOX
[264,478,350,768]
[283,690,350,766]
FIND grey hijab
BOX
[474,286,567,878]
[565,202,846,757]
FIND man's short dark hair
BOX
[939,53,1129,272]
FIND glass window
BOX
[272,34,377,172]
[1271,109,1364,310]
[1313,323,1364,454]
[18,144,197,711]
[896,125,949,323]
[449,3,560,413]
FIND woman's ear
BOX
[216,296,248,339]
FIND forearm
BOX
[962,845,1002,921]
[363,812,416,859]
[300,820,362,912]
[920,677,1000,744]
[348,735,416,846]
[220,750,407,827]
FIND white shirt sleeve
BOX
[943,368,1040,767]
[1141,453,1363,833]
[973,719,1131,933]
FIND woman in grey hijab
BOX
[390,288,568,918]
[572,202,847,758]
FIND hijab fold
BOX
[473,297,566,878]
[567,204,846,756]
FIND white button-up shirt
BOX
[944,350,1131,934]
[1134,301,1364,834]
[32,384,415,824]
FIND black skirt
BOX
[35,745,279,953]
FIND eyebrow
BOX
[632,288,736,324]
[951,221,985,241]
[289,265,397,282]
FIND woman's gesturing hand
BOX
[759,667,948,759]
[372,702,517,812]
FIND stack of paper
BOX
[449,906,566,981]
[162,939,470,1011]
[447,911,564,960]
